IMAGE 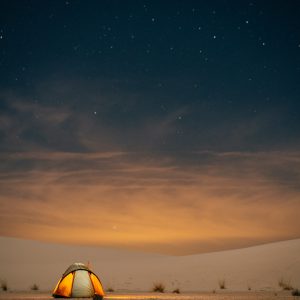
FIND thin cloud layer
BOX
[1,150,299,255]
[0,82,299,255]
[2,78,299,155]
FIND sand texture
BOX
[0,291,297,300]
[0,237,299,292]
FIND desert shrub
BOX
[106,287,115,292]
[172,288,180,294]
[1,280,7,291]
[292,289,300,296]
[278,278,293,290]
[218,279,226,289]
[31,283,39,291]
[152,282,165,293]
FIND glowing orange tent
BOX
[52,262,105,298]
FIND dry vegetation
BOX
[30,283,39,291]
[278,278,293,290]
[0,280,7,291]
[218,279,226,289]
[152,282,165,293]
[292,289,300,296]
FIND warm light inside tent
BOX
[90,273,105,295]
[52,263,105,298]
[55,272,73,297]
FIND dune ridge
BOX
[0,237,299,292]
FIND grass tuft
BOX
[218,279,226,289]
[30,283,39,291]
[278,278,293,290]
[292,289,300,296]
[172,288,180,294]
[1,280,7,291]
[152,282,165,293]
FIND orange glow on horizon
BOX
[0,151,300,255]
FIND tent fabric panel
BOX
[53,272,74,297]
[72,270,94,297]
[52,280,60,295]
[63,262,90,277]
[90,273,105,296]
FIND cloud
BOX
[1,79,300,254]
[3,77,298,155]
[0,150,299,255]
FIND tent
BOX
[52,262,105,298]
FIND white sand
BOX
[0,237,299,292]
[0,291,297,300]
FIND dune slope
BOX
[0,237,299,292]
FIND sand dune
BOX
[0,237,299,292]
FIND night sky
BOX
[1,0,300,255]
